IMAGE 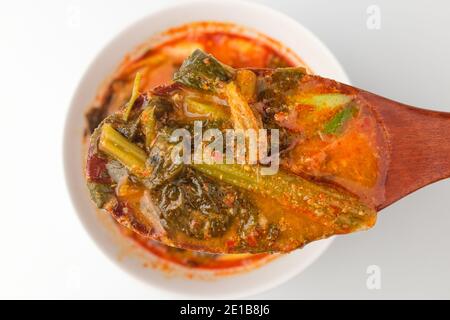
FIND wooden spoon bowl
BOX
[250,67,450,210]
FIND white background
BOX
[1,0,449,299]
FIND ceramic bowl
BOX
[64,0,350,298]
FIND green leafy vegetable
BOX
[257,67,306,114]
[157,168,240,240]
[144,132,183,188]
[271,67,306,91]
[173,49,234,92]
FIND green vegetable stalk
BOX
[296,93,352,109]
[323,102,359,135]
[184,97,229,120]
[123,72,142,121]
[140,106,157,150]
[192,163,376,232]
[99,123,148,177]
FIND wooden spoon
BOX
[359,91,450,210]
[249,67,450,211]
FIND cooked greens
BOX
[85,49,379,253]
[192,163,374,232]
[173,49,234,92]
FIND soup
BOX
[84,22,302,269]
[86,48,386,253]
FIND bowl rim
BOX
[63,0,350,299]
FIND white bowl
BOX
[64,0,350,299]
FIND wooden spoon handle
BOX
[361,91,450,209]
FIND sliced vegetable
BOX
[140,106,156,150]
[323,103,359,135]
[184,97,229,120]
[225,82,261,131]
[173,49,234,92]
[295,93,352,109]
[192,163,376,232]
[236,69,257,101]
[123,72,142,121]
[98,123,148,177]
